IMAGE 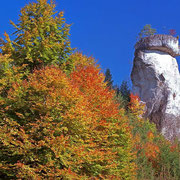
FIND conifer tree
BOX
[119,80,130,100]
[104,68,113,89]
[114,80,130,109]
[0,0,72,72]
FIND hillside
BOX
[0,1,180,179]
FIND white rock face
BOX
[131,35,180,141]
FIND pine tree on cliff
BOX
[137,24,157,40]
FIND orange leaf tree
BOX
[127,93,180,179]
[0,61,136,179]
[0,0,136,179]
[70,63,136,178]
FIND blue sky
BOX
[0,0,180,86]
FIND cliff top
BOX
[135,34,180,57]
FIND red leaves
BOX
[145,142,160,159]
[169,29,176,36]
[1,63,136,179]
[170,144,178,152]
[15,161,24,168]
[71,65,119,120]
[147,131,154,141]
[70,64,136,178]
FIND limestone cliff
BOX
[131,34,180,141]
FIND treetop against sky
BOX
[0,0,180,85]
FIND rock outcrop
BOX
[131,34,180,141]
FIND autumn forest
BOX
[0,0,180,179]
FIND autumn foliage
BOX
[0,0,135,178]
[1,0,180,179]
[128,93,180,179]
[0,0,72,72]
[0,51,136,179]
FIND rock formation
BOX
[131,34,180,141]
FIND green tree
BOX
[0,0,72,72]
[115,80,130,109]
[104,68,113,89]
[137,24,157,40]
[119,80,130,100]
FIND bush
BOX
[128,93,180,180]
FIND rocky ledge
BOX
[131,34,180,141]
[135,34,180,57]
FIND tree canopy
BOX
[137,24,157,40]
[0,1,180,179]
[0,0,72,72]
[0,1,136,179]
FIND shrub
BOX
[128,93,180,180]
